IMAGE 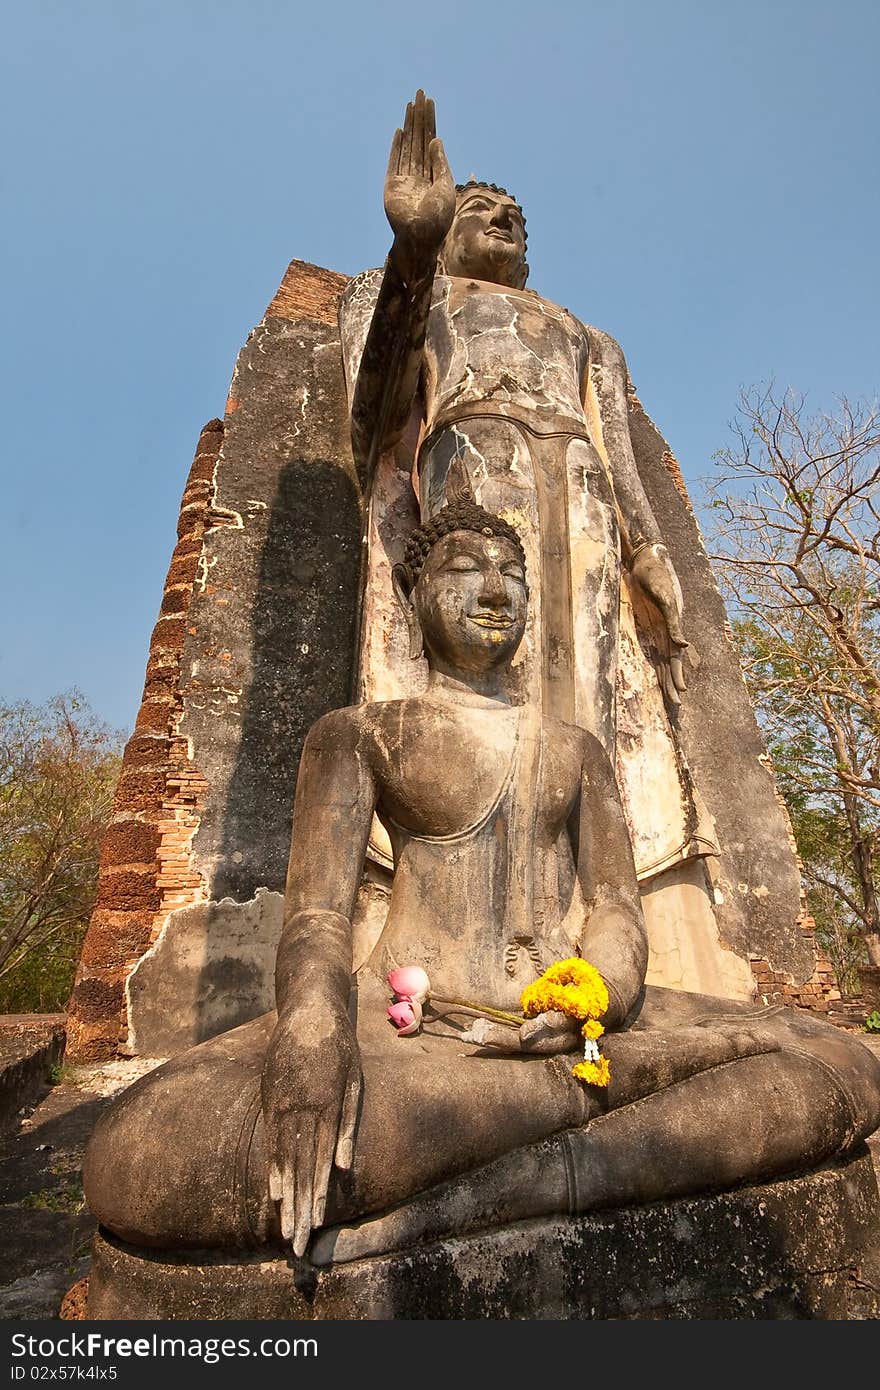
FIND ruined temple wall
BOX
[67,262,361,1061]
[67,420,221,1061]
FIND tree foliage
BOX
[704,386,880,988]
[0,692,123,1011]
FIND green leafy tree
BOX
[0,692,123,1012]
[704,387,880,989]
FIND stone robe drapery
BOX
[340,268,718,888]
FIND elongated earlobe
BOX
[391,562,424,660]
[407,617,424,660]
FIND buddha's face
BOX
[441,189,527,289]
[413,529,527,675]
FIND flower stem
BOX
[430,994,523,1028]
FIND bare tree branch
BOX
[703,386,880,974]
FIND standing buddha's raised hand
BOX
[384,90,456,289]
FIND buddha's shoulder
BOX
[304,698,458,747]
[541,715,612,769]
[540,711,589,744]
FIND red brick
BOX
[171,536,204,562]
[96,870,161,913]
[135,700,175,735]
[78,910,155,968]
[158,588,192,619]
[149,617,187,650]
[165,556,199,589]
[99,820,161,871]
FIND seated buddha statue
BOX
[83,481,880,1266]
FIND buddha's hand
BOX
[462,1011,582,1055]
[630,543,689,703]
[261,998,362,1257]
[384,89,455,286]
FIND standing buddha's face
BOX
[413,528,527,676]
[441,189,528,289]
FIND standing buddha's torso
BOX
[423,276,591,430]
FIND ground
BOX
[0,1051,158,1319]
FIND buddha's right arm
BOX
[348,249,435,472]
[275,710,377,1016]
[574,738,649,1029]
[347,93,453,475]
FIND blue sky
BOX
[2,1,877,731]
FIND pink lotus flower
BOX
[387,965,431,1005]
[387,998,423,1036]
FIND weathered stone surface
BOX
[180,310,362,906]
[86,1151,880,1319]
[126,890,283,1055]
[626,396,812,982]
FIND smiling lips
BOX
[470,612,515,629]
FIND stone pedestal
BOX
[87,1150,880,1320]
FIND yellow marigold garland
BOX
[521,957,611,1088]
[580,1017,604,1041]
[572,1055,612,1086]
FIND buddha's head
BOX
[392,476,528,681]
[439,182,529,290]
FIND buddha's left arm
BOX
[573,734,648,1029]
[585,327,662,554]
[586,326,688,698]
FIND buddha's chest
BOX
[372,709,583,842]
[424,279,589,397]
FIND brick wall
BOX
[66,420,223,1061]
[750,914,841,1011]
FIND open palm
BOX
[384,90,455,259]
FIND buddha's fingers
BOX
[386,128,403,182]
[424,95,436,150]
[265,1110,288,1203]
[669,649,687,696]
[335,1067,361,1170]
[311,1112,337,1230]
[460,1017,523,1052]
[267,1161,283,1205]
[292,1124,316,1257]
[412,88,427,177]
[401,100,414,176]
[279,1157,297,1246]
[658,655,683,707]
[428,137,451,189]
[661,661,682,707]
[520,1011,583,1054]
